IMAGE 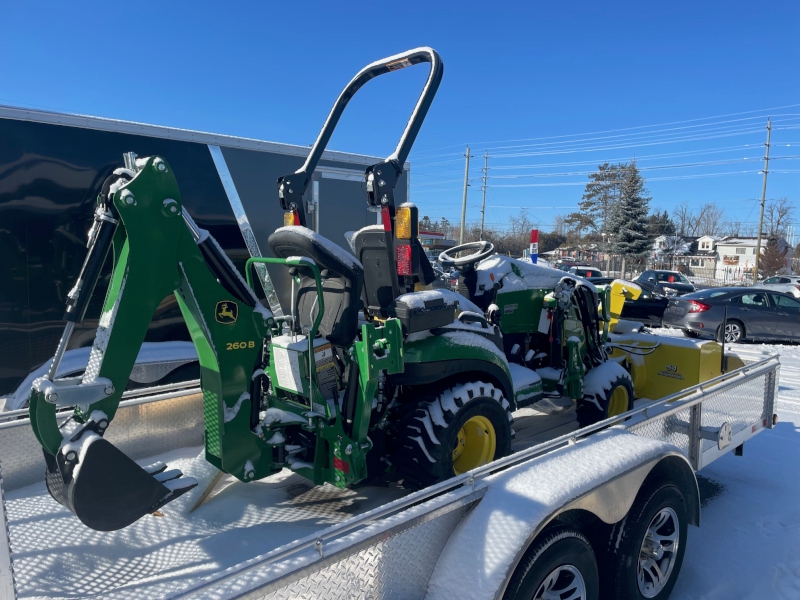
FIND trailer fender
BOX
[425,428,694,600]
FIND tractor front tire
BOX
[576,374,634,428]
[394,381,512,489]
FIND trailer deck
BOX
[1,347,779,599]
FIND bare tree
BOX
[763,197,794,237]
[696,203,725,236]
[759,237,789,277]
[673,203,695,237]
[722,219,742,238]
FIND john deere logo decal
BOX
[215,301,238,324]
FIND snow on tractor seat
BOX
[474,255,568,295]
[273,226,363,271]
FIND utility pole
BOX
[479,151,489,240]
[754,118,772,280]
[459,145,472,245]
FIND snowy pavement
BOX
[671,341,800,600]
[4,337,800,599]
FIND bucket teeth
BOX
[43,429,197,531]
[144,461,168,475]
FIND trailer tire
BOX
[606,482,688,600]
[575,375,634,428]
[394,382,512,489]
[504,526,599,600]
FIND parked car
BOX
[568,265,603,278]
[636,270,696,296]
[662,288,800,342]
[760,275,800,299]
[587,277,669,327]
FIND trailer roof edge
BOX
[0,104,411,169]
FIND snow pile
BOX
[475,255,565,295]
[273,226,363,272]
[426,429,674,599]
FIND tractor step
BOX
[43,431,197,531]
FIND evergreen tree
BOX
[566,162,627,235]
[647,210,676,239]
[606,162,651,275]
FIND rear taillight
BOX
[396,244,412,276]
[688,300,711,313]
[795,285,800,292]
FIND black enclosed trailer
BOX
[0,105,408,401]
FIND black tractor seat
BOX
[268,226,363,347]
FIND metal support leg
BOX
[688,403,702,470]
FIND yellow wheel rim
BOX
[452,415,496,475]
[607,384,630,417]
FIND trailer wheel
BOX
[504,527,599,600]
[394,381,512,488]
[575,375,634,428]
[606,482,688,600]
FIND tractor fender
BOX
[393,331,513,403]
[425,428,699,600]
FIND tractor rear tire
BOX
[575,375,634,428]
[393,381,512,489]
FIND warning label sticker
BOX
[273,347,303,393]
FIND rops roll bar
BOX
[277,47,443,226]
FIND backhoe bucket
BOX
[44,434,197,531]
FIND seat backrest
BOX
[268,227,363,347]
[352,225,436,317]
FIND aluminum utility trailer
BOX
[0,354,779,599]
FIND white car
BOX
[761,275,800,299]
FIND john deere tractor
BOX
[28,48,645,532]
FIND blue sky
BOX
[1,1,798,239]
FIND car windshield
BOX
[656,272,690,284]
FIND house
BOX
[714,236,792,281]
[651,235,718,279]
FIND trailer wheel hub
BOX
[452,415,496,474]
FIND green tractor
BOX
[26,47,632,532]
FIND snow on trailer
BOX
[0,352,779,599]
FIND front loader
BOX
[28,48,522,531]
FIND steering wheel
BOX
[439,241,495,272]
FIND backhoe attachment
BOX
[28,155,271,531]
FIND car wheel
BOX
[717,320,744,343]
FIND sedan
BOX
[636,270,696,296]
[587,278,670,327]
[662,288,800,342]
[569,266,603,278]
[760,275,800,299]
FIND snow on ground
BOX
[670,340,800,600]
